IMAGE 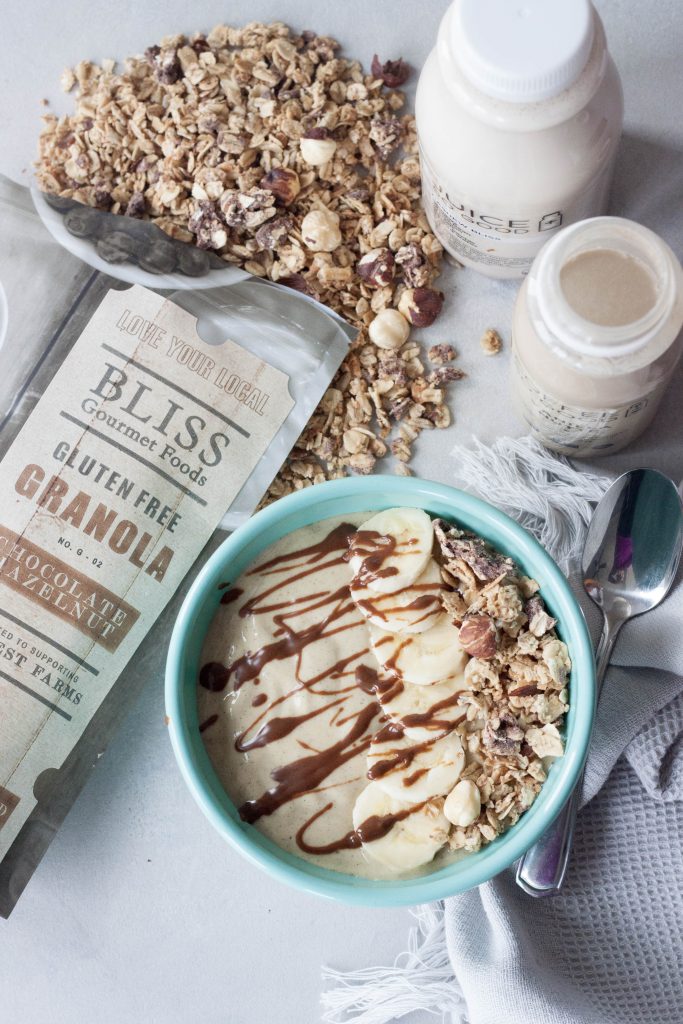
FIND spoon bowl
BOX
[583,468,683,621]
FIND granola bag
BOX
[0,174,354,916]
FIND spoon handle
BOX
[594,617,621,691]
[515,616,621,897]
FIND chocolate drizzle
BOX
[354,584,441,627]
[355,664,403,701]
[198,518,449,855]
[201,524,361,694]
[373,718,406,743]
[346,529,401,586]
[359,666,467,738]
[223,595,360,692]
[199,713,218,733]
[295,797,427,854]
[199,662,229,692]
[249,522,355,575]
[235,696,346,752]
[402,692,466,733]
[238,701,379,824]
[368,734,437,784]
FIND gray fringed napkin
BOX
[322,437,683,1024]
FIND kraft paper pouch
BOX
[0,175,354,916]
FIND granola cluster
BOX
[36,22,466,498]
[480,327,503,356]
[434,519,571,853]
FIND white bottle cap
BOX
[451,0,595,103]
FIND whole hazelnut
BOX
[397,287,444,327]
[444,779,481,828]
[459,614,498,659]
[357,247,395,288]
[368,308,410,350]
[260,167,301,206]
[301,207,342,252]
[300,128,337,166]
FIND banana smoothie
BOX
[198,509,571,879]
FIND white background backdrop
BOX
[1,1,682,1022]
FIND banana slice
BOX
[348,507,433,594]
[378,675,468,741]
[367,731,465,802]
[369,615,468,685]
[350,559,443,635]
[352,781,449,872]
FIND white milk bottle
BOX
[511,217,683,456]
[416,0,623,279]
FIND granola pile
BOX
[36,22,466,499]
[434,519,571,853]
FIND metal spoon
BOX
[516,468,683,897]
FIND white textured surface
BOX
[0,1,682,1022]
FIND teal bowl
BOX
[165,476,594,906]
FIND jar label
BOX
[511,351,663,455]
[420,147,613,274]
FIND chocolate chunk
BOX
[369,116,403,161]
[145,45,182,85]
[371,54,412,88]
[434,519,516,582]
[395,242,429,287]
[278,273,313,295]
[255,215,293,250]
[188,201,228,250]
[483,711,524,755]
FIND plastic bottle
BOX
[416,0,624,279]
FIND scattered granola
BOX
[36,23,466,498]
[434,518,571,853]
[480,327,503,356]
[428,343,457,365]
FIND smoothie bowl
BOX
[165,477,594,906]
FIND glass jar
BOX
[511,216,683,456]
